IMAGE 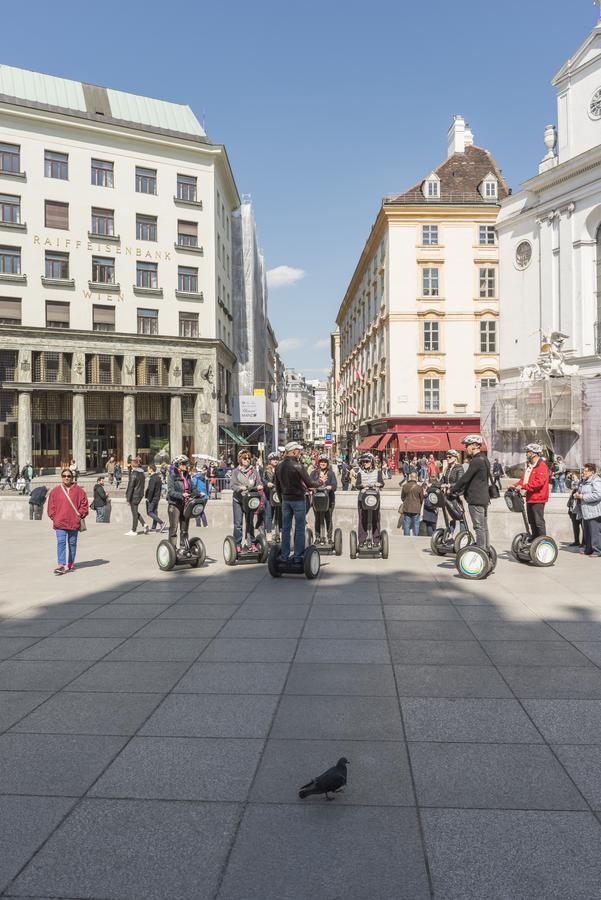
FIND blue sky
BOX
[2,0,593,375]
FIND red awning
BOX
[375,433,395,452]
[448,433,488,452]
[357,435,381,451]
[396,433,451,453]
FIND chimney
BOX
[448,114,466,156]
[464,123,474,147]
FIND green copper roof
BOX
[0,64,86,111]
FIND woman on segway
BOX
[167,455,202,547]
[442,449,466,533]
[261,451,280,541]
[355,452,384,545]
[230,448,263,553]
[310,454,338,542]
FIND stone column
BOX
[72,392,86,473]
[170,395,182,457]
[123,394,136,461]
[17,391,32,468]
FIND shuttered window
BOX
[45,301,69,328]
[93,305,115,331]
[44,200,69,230]
[177,220,198,247]
[0,298,21,324]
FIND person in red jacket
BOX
[513,443,550,539]
[47,467,89,575]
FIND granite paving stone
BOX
[402,698,544,743]
[135,618,226,638]
[499,665,601,699]
[481,640,592,667]
[552,745,601,808]
[13,636,125,660]
[385,620,475,640]
[103,637,210,661]
[302,619,386,638]
[0,637,38,659]
[83,603,172,619]
[467,622,560,641]
[390,639,491,665]
[53,618,146,638]
[307,604,383,620]
[0,691,51,732]
[523,699,601,743]
[174,661,289,694]
[11,691,165,735]
[199,637,298,662]
[0,796,76,894]
[271,696,404,741]
[218,619,305,638]
[64,660,190,693]
[284,662,397,696]
[294,638,390,664]
[0,659,92,691]
[140,693,279,737]
[158,604,241,619]
[394,664,512,698]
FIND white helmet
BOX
[462,434,483,447]
[446,449,460,459]
[525,442,543,455]
[172,454,190,466]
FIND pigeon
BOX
[298,757,349,800]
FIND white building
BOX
[0,65,238,470]
[334,117,507,465]
[307,379,329,443]
[285,368,312,443]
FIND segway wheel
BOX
[256,533,269,564]
[333,528,343,557]
[223,535,237,566]
[529,536,558,567]
[305,527,313,548]
[431,528,446,556]
[381,530,389,560]
[488,545,498,572]
[511,532,529,561]
[455,545,490,580]
[350,530,358,560]
[156,540,177,571]
[454,530,473,553]
[268,544,282,578]
[188,537,206,568]
[304,546,321,580]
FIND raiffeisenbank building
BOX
[0,64,239,470]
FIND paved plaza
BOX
[2,520,601,899]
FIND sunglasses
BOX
[62,473,73,479]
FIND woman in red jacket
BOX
[513,443,550,539]
[47,468,89,575]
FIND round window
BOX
[590,88,601,120]
[515,241,532,270]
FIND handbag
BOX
[61,484,87,531]
[487,464,500,500]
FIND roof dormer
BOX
[422,173,440,200]
[479,173,498,200]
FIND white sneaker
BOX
[144,524,150,534]
[124,530,138,536]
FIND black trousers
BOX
[314,508,334,539]
[527,503,546,539]
[569,512,583,545]
[168,503,186,546]
[130,501,145,531]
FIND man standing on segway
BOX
[167,455,201,548]
[448,435,491,549]
[512,443,550,540]
[275,441,314,564]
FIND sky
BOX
[2,0,593,376]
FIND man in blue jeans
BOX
[274,441,315,563]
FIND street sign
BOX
[324,439,333,448]
[325,432,332,441]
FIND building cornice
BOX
[335,208,387,326]
[521,144,601,194]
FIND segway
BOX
[223,488,269,565]
[269,488,282,544]
[311,488,343,556]
[156,496,207,571]
[267,542,321,579]
[428,485,474,557]
[455,542,497,579]
[505,487,558,567]
[350,487,389,559]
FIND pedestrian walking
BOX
[125,456,148,535]
[92,475,109,523]
[567,482,584,548]
[105,455,116,485]
[492,458,504,491]
[114,462,123,490]
[28,484,48,520]
[145,464,166,532]
[47,467,89,574]
[401,472,424,536]
[574,463,601,557]
[21,461,33,495]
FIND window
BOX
[179,311,199,338]
[91,208,114,236]
[45,251,69,279]
[92,256,115,284]
[422,224,438,245]
[44,200,68,230]
[0,297,21,324]
[483,179,498,199]
[479,225,496,245]
[93,305,115,332]
[177,174,197,201]
[424,377,440,412]
[0,246,20,275]
[426,178,440,198]
[44,150,68,179]
[480,320,497,353]
[46,301,69,328]
[423,320,439,352]
[136,167,156,194]
[177,220,198,247]
[178,266,198,293]
[182,358,196,385]
[137,308,158,335]
[136,214,157,241]
[479,267,496,298]
[0,194,20,224]
[0,142,20,174]
[480,377,497,389]
[91,158,114,187]
[422,267,439,297]
[136,261,158,289]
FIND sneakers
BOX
[159,523,168,534]
[144,524,150,534]
[236,544,242,553]
[54,565,65,575]
[124,530,138,536]
[67,563,74,572]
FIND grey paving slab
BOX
[481,640,593,667]
[0,795,76,895]
[500,665,601,699]
[0,620,66,637]
[553,745,601,809]
[382,604,461,621]
[402,699,544,743]
[8,605,100,620]
[523,699,601,743]
[381,593,452,605]
[294,638,390,664]
[174,661,289,694]
[307,603,383,620]
[64,660,189,693]
[422,809,601,900]
[13,636,125,660]
[467,621,572,641]
[385,620,476,640]
[103,637,210,661]
[0,733,127,795]
[90,736,264,801]
[84,603,172,619]
[0,691,51,732]
[394,664,512,698]
[140,693,278,738]
[410,742,585,809]
[135,618,226,638]
[11,691,164,735]
[302,619,386,638]
[390,639,491,665]
[110,591,191,603]
[54,618,145,637]
[250,738,415,806]
[573,641,601,665]
[0,659,91,691]
[171,593,251,605]
[158,603,241,619]
[0,637,37,659]
[284,662,397,696]
[9,798,239,900]
[232,603,309,620]
[456,605,541,622]
[544,621,601,641]
[199,637,298,662]
[217,804,430,900]
[218,619,304,638]
[271,696,404,741]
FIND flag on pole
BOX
[353,366,363,382]
[336,379,342,394]
[349,405,358,416]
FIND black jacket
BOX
[167,468,200,508]
[310,468,338,503]
[93,484,108,508]
[29,486,48,506]
[443,463,464,486]
[275,457,314,501]
[145,472,162,505]
[126,467,145,504]
[450,454,490,506]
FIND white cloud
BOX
[315,338,330,350]
[278,337,304,352]
[266,265,306,289]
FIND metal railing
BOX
[384,191,500,206]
